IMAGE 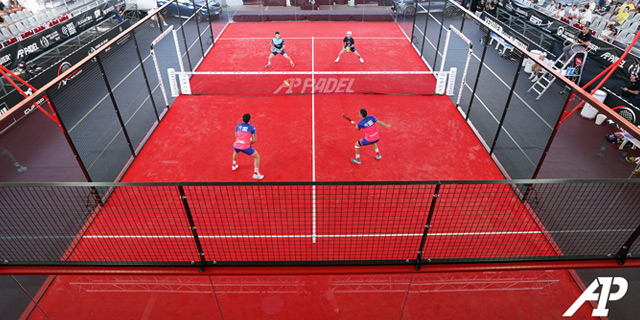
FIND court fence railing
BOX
[1,179,639,271]
[394,0,640,180]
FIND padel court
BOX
[11,22,603,319]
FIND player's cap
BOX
[346,31,352,35]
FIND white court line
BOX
[312,37,317,244]
[216,37,406,40]
[5,228,632,240]
[179,71,438,75]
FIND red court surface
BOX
[23,22,597,319]
[24,271,594,319]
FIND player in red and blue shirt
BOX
[350,108,391,164]
[265,31,295,68]
[232,113,264,180]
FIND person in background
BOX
[599,24,617,43]
[475,0,485,18]
[597,0,613,16]
[485,0,498,16]
[567,5,580,20]
[114,5,124,23]
[148,7,168,27]
[552,3,565,19]
[617,0,635,13]
[580,5,593,24]
[621,74,640,101]
[529,52,554,83]
[1,147,27,173]
[541,0,555,13]
[588,0,596,12]
[559,25,591,62]
[609,6,630,26]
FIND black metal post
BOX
[616,223,640,265]
[176,0,194,71]
[96,55,136,157]
[489,52,526,155]
[433,4,448,68]
[418,0,432,57]
[459,1,467,33]
[415,184,441,271]
[178,186,207,272]
[156,9,164,33]
[530,90,575,179]
[190,0,205,56]
[204,0,215,45]
[410,1,419,44]
[131,30,160,122]
[465,27,490,121]
[46,94,104,206]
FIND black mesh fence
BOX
[1,180,639,268]
[40,0,215,185]
[404,0,639,180]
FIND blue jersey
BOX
[357,116,379,142]
[234,123,256,149]
[272,38,284,49]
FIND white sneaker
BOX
[163,22,168,26]
[290,62,295,67]
[528,73,535,80]
[375,154,381,160]
[350,158,361,164]
[17,166,27,173]
[232,164,238,171]
[265,63,271,68]
[253,173,264,180]
[334,57,340,63]
[359,57,364,63]
[532,76,539,82]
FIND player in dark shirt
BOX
[334,31,364,64]
[559,25,591,62]
[621,74,640,101]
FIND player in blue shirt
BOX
[335,31,364,64]
[232,113,264,180]
[265,31,295,68]
[350,108,391,164]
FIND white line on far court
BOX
[82,231,548,239]
[311,36,317,244]
[216,37,407,40]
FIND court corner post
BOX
[177,185,208,272]
[415,183,441,271]
[615,223,640,265]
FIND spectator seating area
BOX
[536,0,639,45]
[0,0,110,47]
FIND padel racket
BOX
[341,113,353,122]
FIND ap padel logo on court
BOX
[563,277,628,317]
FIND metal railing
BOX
[1,179,639,271]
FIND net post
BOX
[172,30,186,72]
[131,30,160,122]
[489,51,526,155]
[415,183,441,271]
[465,27,491,121]
[95,55,136,157]
[456,44,473,107]
[438,27,451,73]
[150,26,174,107]
[177,185,208,272]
